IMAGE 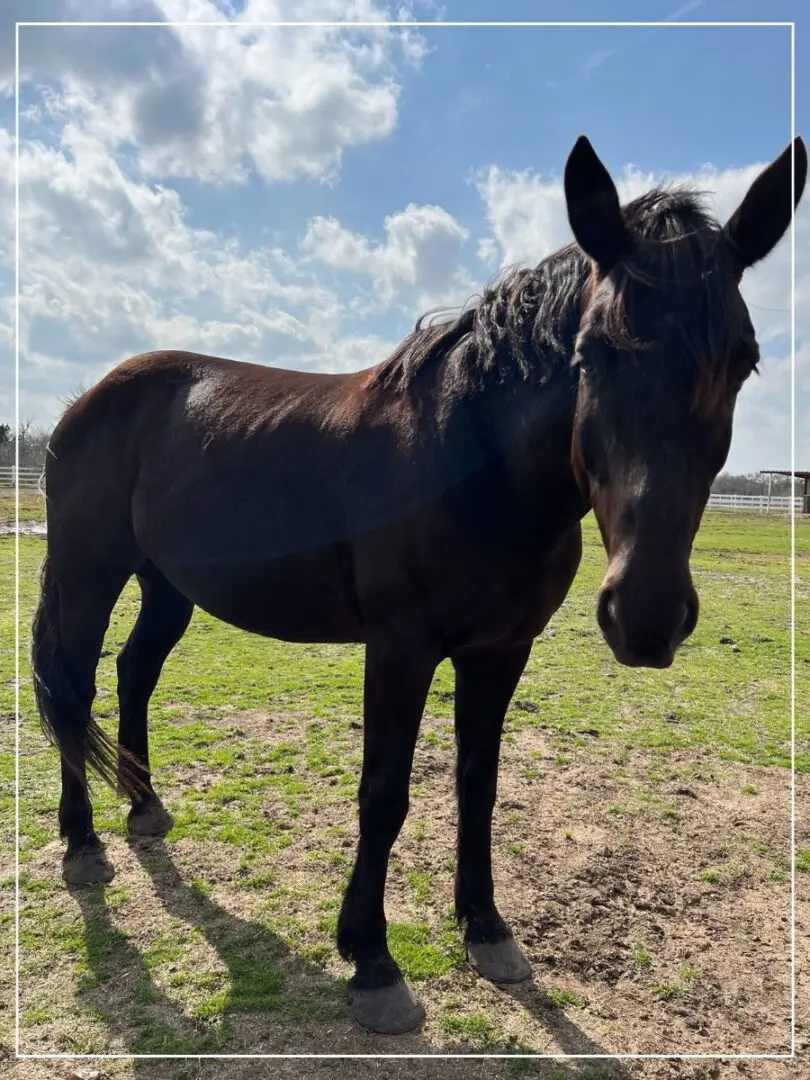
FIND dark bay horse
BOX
[32,135,806,1034]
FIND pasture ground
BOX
[1,494,809,1079]
[0,489,45,530]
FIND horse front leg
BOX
[337,633,438,1034]
[453,641,533,983]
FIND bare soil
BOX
[6,707,809,1079]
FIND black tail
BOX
[31,556,144,797]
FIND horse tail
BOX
[31,555,143,796]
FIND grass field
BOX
[0,488,45,527]
[1,508,809,1079]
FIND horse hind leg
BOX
[32,554,136,885]
[117,562,193,837]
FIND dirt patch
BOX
[2,1058,810,1080]
[14,708,808,1070]
[0,524,46,537]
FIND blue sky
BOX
[1,0,808,473]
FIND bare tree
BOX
[0,418,53,469]
[712,471,798,497]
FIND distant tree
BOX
[0,423,12,467]
[18,419,51,469]
[712,470,798,497]
[0,419,52,469]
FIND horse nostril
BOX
[672,597,698,647]
[682,595,699,639]
[597,587,617,634]
[608,594,619,626]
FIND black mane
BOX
[370,185,735,399]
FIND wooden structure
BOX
[759,469,810,513]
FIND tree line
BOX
[710,471,799,496]
[0,420,803,495]
[0,420,52,470]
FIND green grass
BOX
[0,487,44,525]
[546,987,585,1008]
[648,981,683,1001]
[387,922,465,980]
[406,870,433,907]
[5,511,806,797]
[2,507,807,1058]
[633,948,652,969]
[440,1011,500,1046]
[502,1060,535,1079]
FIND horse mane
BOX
[370,243,589,396]
[370,185,742,408]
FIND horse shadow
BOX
[66,838,629,1078]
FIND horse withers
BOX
[32,135,806,1034]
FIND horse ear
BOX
[723,136,807,271]
[564,135,633,271]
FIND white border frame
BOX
[12,14,799,1062]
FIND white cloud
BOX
[301,202,474,314]
[476,236,499,271]
[732,345,810,473]
[6,0,426,187]
[0,124,351,423]
[286,331,402,375]
[0,4,437,427]
[474,161,776,269]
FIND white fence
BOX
[707,493,804,512]
[0,467,43,489]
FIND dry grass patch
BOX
[12,710,803,1061]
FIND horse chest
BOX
[485,553,575,639]
[425,526,583,649]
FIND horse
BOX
[31,135,806,1035]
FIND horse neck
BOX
[469,361,588,527]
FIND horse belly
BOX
[132,455,365,641]
[151,548,364,644]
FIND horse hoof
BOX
[349,979,426,1034]
[127,798,174,837]
[62,846,115,886]
[468,937,532,984]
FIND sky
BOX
[1,0,808,475]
